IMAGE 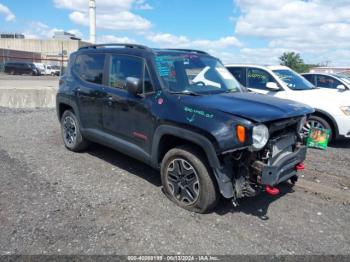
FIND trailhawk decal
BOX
[184,106,214,123]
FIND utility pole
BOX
[89,0,96,43]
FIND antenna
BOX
[89,0,96,44]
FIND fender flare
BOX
[151,125,235,199]
[56,96,80,122]
[151,125,220,168]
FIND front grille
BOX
[268,117,301,139]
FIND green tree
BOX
[279,52,311,73]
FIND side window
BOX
[247,68,276,90]
[108,55,143,90]
[227,67,246,86]
[316,75,341,89]
[303,74,315,85]
[74,53,105,85]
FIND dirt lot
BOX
[0,107,349,255]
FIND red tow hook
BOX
[265,185,280,196]
[295,162,305,171]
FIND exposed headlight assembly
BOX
[340,106,350,116]
[297,116,307,139]
[250,124,269,151]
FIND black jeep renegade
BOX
[56,43,314,213]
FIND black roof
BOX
[78,43,210,56]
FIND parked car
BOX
[302,72,350,91]
[57,44,313,213]
[34,62,48,75]
[226,65,350,141]
[47,65,61,76]
[4,61,40,76]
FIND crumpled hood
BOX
[183,92,314,122]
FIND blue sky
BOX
[0,0,349,66]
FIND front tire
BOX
[61,110,89,152]
[161,145,219,213]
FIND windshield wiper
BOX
[169,90,202,96]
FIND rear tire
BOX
[161,145,219,213]
[61,110,89,152]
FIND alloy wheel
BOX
[166,158,200,205]
[63,116,77,146]
[302,119,326,137]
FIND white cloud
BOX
[234,0,350,66]
[135,0,153,10]
[97,35,136,43]
[53,0,134,12]
[54,0,152,32]
[69,10,152,31]
[0,3,15,21]
[146,33,242,49]
[23,21,83,40]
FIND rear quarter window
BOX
[74,53,105,85]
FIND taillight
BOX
[236,125,246,143]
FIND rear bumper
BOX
[253,146,307,186]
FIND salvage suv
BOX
[56,44,313,213]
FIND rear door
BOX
[73,52,107,130]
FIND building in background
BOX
[53,31,81,41]
[1,33,25,39]
[0,32,89,69]
[309,67,350,75]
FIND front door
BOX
[102,54,156,152]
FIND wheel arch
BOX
[151,125,221,170]
[56,96,80,122]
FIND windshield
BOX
[273,69,315,90]
[154,53,242,94]
[333,74,350,85]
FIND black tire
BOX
[161,145,219,213]
[60,110,89,152]
[305,115,333,141]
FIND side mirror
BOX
[125,77,142,96]
[266,82,280,91]
[337,84,346,91]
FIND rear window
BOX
[74,53,105,85]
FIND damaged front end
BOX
[214,116,307,205]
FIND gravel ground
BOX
[0,108,349,255]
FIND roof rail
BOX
[78,43,150,51]
[162,48,209,55]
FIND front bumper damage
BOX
[214,131,307,202]
[252,145,307,186]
